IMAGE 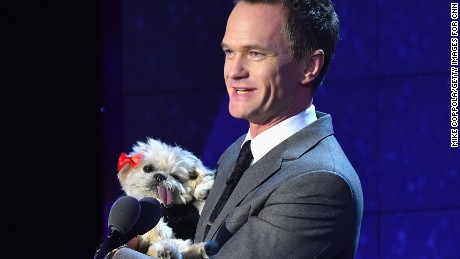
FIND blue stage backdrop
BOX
[102,0,460,257]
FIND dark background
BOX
[2,0,459,258]
[3,1,104,258]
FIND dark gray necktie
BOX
[204,140,253,238]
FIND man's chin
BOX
[228,109,249,120]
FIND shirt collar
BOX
[243,104,317,164]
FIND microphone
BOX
[94,196,141,259]
[119,197,163,244]
[94,196,163,259]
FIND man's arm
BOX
[111,247,153,259]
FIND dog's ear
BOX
[189,165,210,184]
[117,165,132,182]
[191,166,215,201]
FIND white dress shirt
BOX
[243,104,318,164]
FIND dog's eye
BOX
[171,174,181,181]
[143,165,155,173]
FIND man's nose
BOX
[226,56,249,79]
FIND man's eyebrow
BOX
[221,42,268,51]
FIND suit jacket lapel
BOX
[205,145,283,239]
[196,136,245,241]
[200,112,334,241]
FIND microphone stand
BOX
[94,230,123,259]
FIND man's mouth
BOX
[234,87,254,94]
[236,88,251,94]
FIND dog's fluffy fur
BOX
[117,138,215,259]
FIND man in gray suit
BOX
[111,0,363,258]
[196,0,363,258]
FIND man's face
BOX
[222,2,310,127]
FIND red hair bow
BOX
[117,153,143,171]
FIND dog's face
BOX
[117,138,214,208]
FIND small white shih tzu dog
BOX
[117,138,215,259]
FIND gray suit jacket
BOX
[195,112,363,258]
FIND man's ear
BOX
[300,49,324,85]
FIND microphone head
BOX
[108,196,141,235]
[135,197,163,234]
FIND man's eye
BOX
[249,51,264,58]
[223,49,234,57]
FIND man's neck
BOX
[248,100,313,138]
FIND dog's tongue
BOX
[157,186,173,206]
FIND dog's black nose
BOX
[154,173,166,182]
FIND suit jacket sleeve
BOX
[111,247,153,259]
[212,171,358,259]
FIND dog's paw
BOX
[180,241,217,259]
[194,179,214,201]
[194,188,210,201]
[151,240,183,259]
[157,250,180,259]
